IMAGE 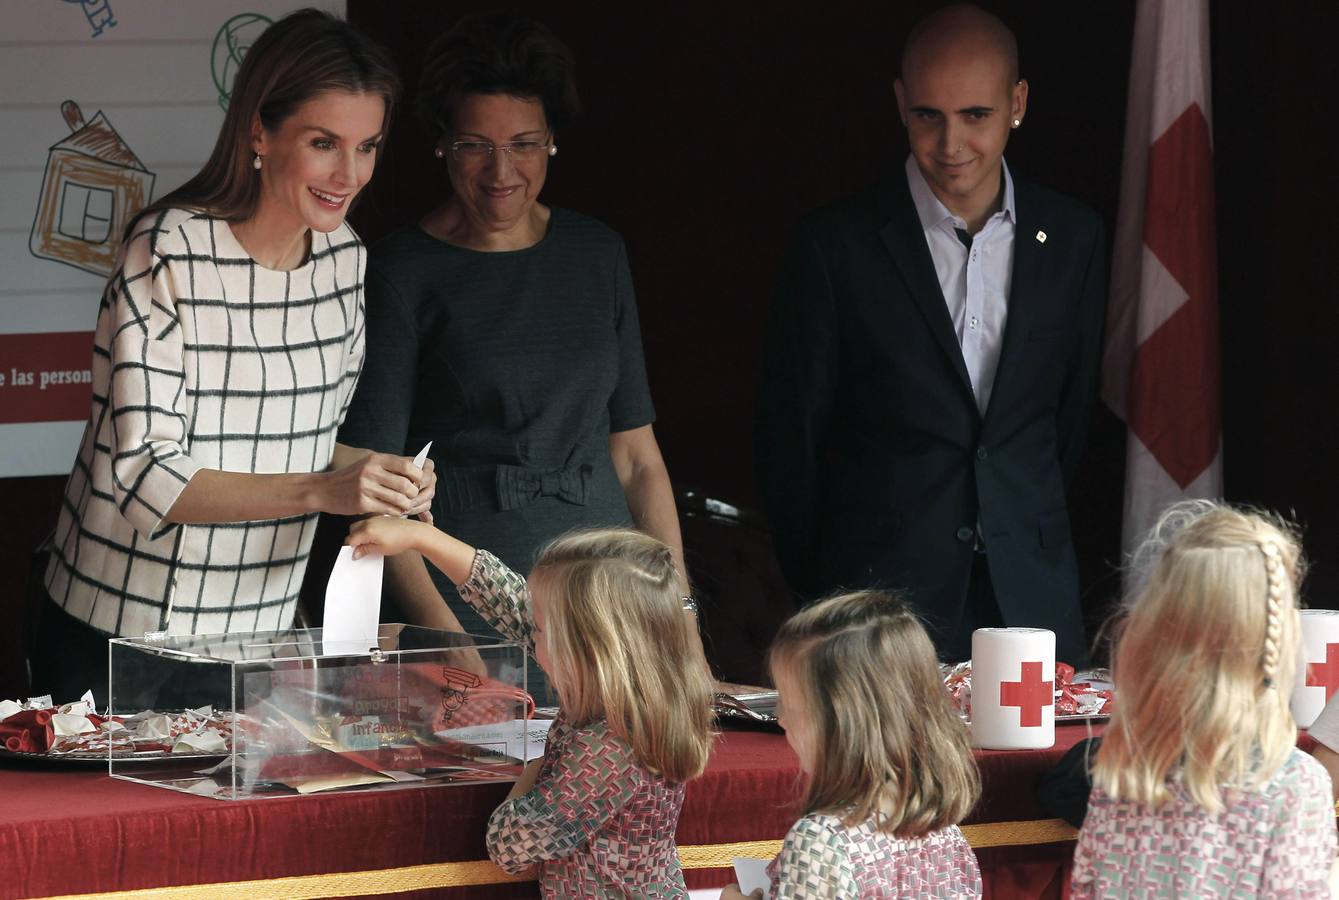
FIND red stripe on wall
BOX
[0,331,94,424]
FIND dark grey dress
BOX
[339,208,656,695]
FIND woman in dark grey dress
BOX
[339,13,682,698]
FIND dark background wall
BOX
[3,2,1335,697]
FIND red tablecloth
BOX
[0,723,1102,899]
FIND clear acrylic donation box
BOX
[107,624,534,799]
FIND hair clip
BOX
[681,596,698,614]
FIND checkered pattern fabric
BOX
[1071,748,1337,898]
[460,550,689,897]
[456,549,536,649]
[45,208,365,638]
[766,814,981,899]
[486,713,688,898]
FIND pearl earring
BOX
[548,145,557,157]
[1012,118,1021,127]
[434,148,445,159]
[252,153,262,170]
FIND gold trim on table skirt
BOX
[30,818,1081,898]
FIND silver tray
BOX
[0,745,228,766]
[713,691,779,728]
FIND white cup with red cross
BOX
[970,627,1056,750]
[1291,609,1339,729]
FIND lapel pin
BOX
[1035,230,1047,243]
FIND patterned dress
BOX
[765,813,981,898]
[458,550,690,898]
[1071,748,1337,898]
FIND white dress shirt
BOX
[905,155,1016,416]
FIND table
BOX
[0,723,1102,899]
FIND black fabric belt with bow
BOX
[438,463,594,514]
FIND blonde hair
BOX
[531,528,715,783]
[770,591,980,836]
[1094,500,1304,812]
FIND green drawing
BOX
[211,13,273,111]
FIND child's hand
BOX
[719,885,763,899]
[347,516,426,559]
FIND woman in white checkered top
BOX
[34,10,437,703]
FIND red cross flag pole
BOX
[1101,0,1222,558]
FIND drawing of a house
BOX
[29,100,155,278]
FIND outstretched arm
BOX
[167,444,434,524]
[346,518,534,648]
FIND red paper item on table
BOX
[0,709,55,753]
[399,664,536,731]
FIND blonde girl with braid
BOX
[347,518,714,898]
[1072,501,1338,898]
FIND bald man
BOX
[757,5,1106,665]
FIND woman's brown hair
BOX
[137,8,398,226]
[416,12,579,141]
[770,591,980,835]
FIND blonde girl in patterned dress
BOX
[347,518,714,897]
[722,590,982,899]
[1072,501,1338,898]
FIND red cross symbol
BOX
[1306,643,1339,703]
[999,661,1053,727]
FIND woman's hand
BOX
[347,517,429,559]
[406,457,436,523]
[323,452,429,517]
[719,885,763,899]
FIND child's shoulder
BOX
[1269,747,1332,796]
[781,813,975,878]
[781,814,852,859]
[786,812,848,841]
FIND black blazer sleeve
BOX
[756,221,840,597]
[1056,218,1108,488]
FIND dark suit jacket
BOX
[757,168,1106,666]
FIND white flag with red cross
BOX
[1101,0,1222,556]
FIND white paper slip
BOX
[413,442,432,468]
[320,441,429,655]
[405,441,432,517]
[321,545,384,656]
[732,856,771,898]
[437,718,554,762]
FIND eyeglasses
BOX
[449,138,552,162]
